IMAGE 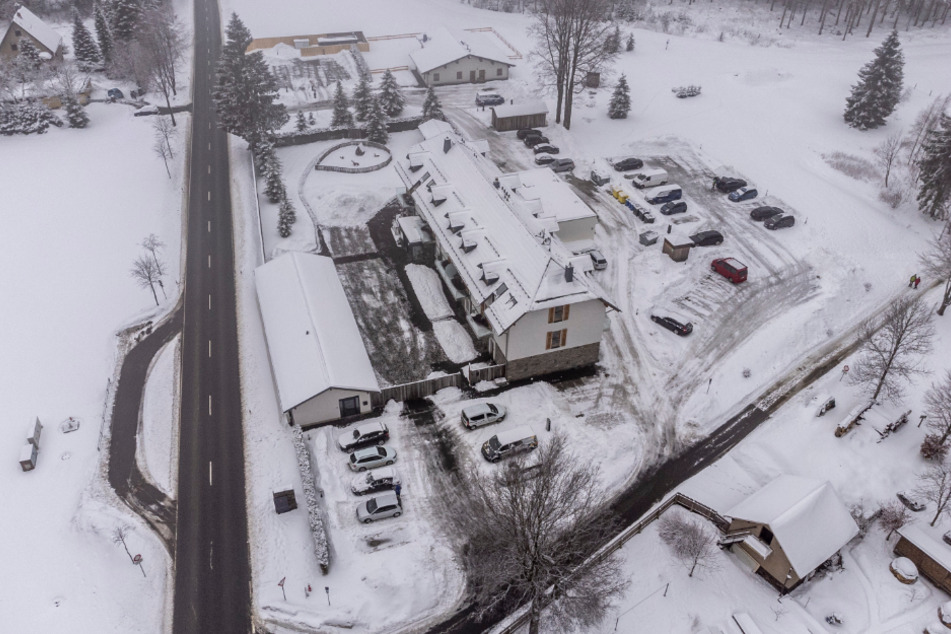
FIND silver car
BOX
[348,445,397,472]
[356,491,403,524]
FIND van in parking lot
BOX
[481,425,538,462]
[644,184,683,204]
[711,258,748,284]
[589,249,607,270]
[631,168,669,189]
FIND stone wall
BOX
[505,343,600,382]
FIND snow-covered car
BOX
[475,92,504,106]
[348,445,397,472]
[524,135,551,148]
[351,466,401,495]
[461,402,507,429]
[549,158,575,173]
[356,491,402,523]
[133,105,160,117]
[897,491,925,512]
[728,187,758,202]
[750,205,784,221]
[337,421,389,452]
[534,153,556,166]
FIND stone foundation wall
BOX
[505,343,600,382]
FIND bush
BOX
[823,151,879,182]
[921,434,949,461]
[878,186,906,209]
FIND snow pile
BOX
[405,264,453,321]
[293,425,330,573]
[941,601,951,627]
[432,320,477,363]
[889,556,918,583]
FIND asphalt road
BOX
[171,0,252,631]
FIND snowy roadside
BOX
[138,336,181,496]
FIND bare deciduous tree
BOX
[131,253,165,306]
[136,5,185,126]
[657,512,720,578]
[153,136,172,178]
[142,233,165,268]
[152,118,176,177]
[879,500,910,539]
[875,130,903,187]
[920,231,951,316]
[849,295,935,402]
[924,370,951,442]
[443,434,626,634]
[915,460,951,526]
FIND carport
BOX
[491,100,548,132]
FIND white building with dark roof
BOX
[394,130,615,382]
[255,252,380,425]
[1,4,63,61]
[409,27,513,87]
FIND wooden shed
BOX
[894,525,951,594]
[662,232,693,262]
[491,100,548,132]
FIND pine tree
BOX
[308,112,316,125]
[422,86,445,121]
[265,162,286,203]
[213,13,288,150]
[626,33,635,52]
[253,136,276,172]
[277,196,294,237]
[331,81,353,128]
[17,38,42,69]
[278,210,292,237]
[843,30,904,131]
[378,69,405,117]
[64,95,90,128]
[16,100,63,134]
[352,74,373,122]
[605,25,621,54]
[916,114,951,220]
[364,95,389,144]
[72,12,102,70]
[94,1,114,65]
[608,75,631,120]
[295,111,308,132]
[280,195,297,225]
[112,0,141,41]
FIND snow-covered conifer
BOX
[94,1,114,65]
[378,69,405,117]
[265,166,285,203]
[364,95,389,144]
[331,81,354,128]
[65,95,91,128]
[843,30,904,131]
[916,113,951,220]
[422,86,445,121]
[295,111,308,132]
[72,12,102,69]
[626,33,635,52]
[608,74,631,120]
[111,0,141,41]
[352,74,372,122]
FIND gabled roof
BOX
[9,4,62,54]
[897,525,951,572]
[726,475,858,577]
[491,101,548,119]
[394,131,614,335]
[255,253,379,412]
[500,168,597,227]
[410,26,513,74]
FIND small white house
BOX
[410,27,514,87]
[255,253,380,426]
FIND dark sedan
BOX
[524,135,551,148]
[714,177,747,193]
[612,156,644,171]
[764,214,796,230]
[516,128,542,139]
[750,206,784,221]
[660,201,687,215]
[690,230,724,246]
[728,187,758,202]
[650,314,693,336]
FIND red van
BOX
[712,258,748,284]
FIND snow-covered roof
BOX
[418,119,455,140]
[254,253,379,412]
[726,475,858,577]
[10,5,62,54]
[664,232,694,248]
[499,168,597,227]
[394,131,615,335]
[397,215,429,244]
[898,525,951,572]
[409,26,513,73]
[491,100,548,119]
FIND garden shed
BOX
[491,101,548,132]
[894,525,951,594]
[662,232,693,262]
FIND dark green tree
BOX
[364,94,389,144]
[94,0,114,65]
[72,12,101,69]
[844,30,904,131]
[64,94,90,128]
[916,113,951,221]
[604,25,621,54]
[352,73,372,122]
[422,86,445,121]
[378,69,405,117]
[265,162,286,203]
[295,111,308,131]
[111,0,141,41]
[608,74,631,119]
[331,81,353,128]
[626,33,635,52]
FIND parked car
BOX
[645,185,683,204]
[532,144,559,155]
[711,257,748,284]
[348,445,397,472]
[461,402,507,429]
[897,491,926,512]
[107,88,125,100]
[475,92,505,106]
[516,128,542,140]
[481,426,538,462]
[728,186,759,202]
[337,421,390,452]
[133,104,160,117]
[356,491,402,524]
[612,156,644,172]
[534,153,556,166]
[524,135,551,148]
[550,158,575,173]
[589,249,607,270]
[650,313,693,336]
[660,201,687,215]
[714,177,747,193]
[750,205,784,221]
[764,214,796,230]
[351,466,401,495]
[690,230,724,246]
[590,170,611,186]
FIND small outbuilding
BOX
[491,101,548,132]
[272,486,298,514]
[894,525,951,594]
[393,215,435,263]
[662,232,693,262]
[255,252,380,426]
[721,475,858,593]
[19,442,38,471]
[0,4,64,61]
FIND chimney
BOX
[443,136,452,154]
[565,264,574,283]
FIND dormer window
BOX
[461,237,478,253]
[448,214,465,233]
[482,270,499,285]
[495,282,508,296]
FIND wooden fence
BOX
[371,373,464,407]
[465,364,506,384]
[494,493,728,634]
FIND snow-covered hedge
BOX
[0,100,63,135]
[293,425,331,573]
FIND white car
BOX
[461,402,507,429]
[356,491,402,524]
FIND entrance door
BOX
[339,396,360,418]
[478,69,485,81]
[469,70,476,82]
